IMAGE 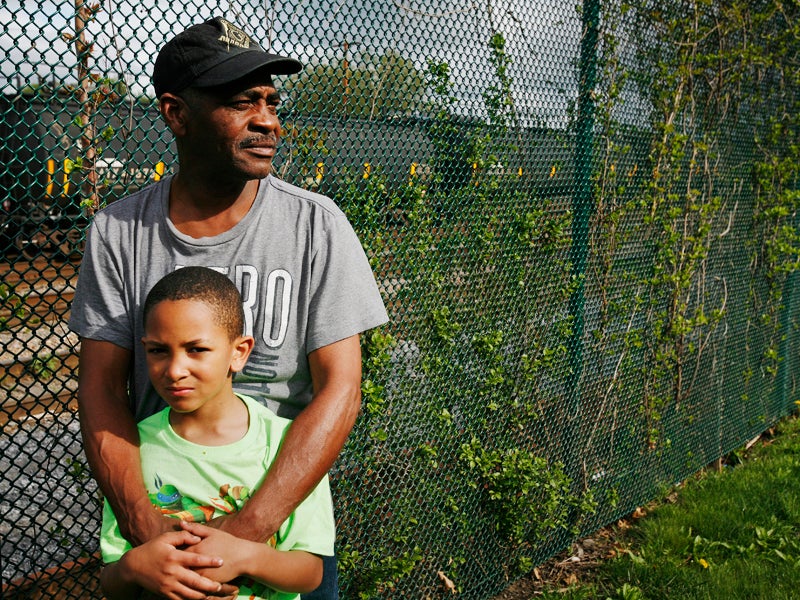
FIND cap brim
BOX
[192,51,303,88]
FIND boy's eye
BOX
[146,347,166,355]
[189,347,209,353]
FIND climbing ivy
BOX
[303,2,800,597]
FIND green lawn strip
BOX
[540,415,800,600]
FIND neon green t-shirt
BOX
[100,394,335,599]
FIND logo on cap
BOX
[217,18,251,49]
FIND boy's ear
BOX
[230,336,255,373]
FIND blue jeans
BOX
[301,554,339,600]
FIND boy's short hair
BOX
[144,267,244,339]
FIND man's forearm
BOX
[80,402,160,545]
[222,386,359,541]
[78,340,165,546]
[220,335,362,542]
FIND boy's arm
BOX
[216,334,362,542]
[78,339,172,545]
[181,522,324,594]
[101,529,239,600]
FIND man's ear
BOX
[230,336,255,373]
[159,93,189,137]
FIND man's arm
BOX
[218,334,362,542]
[78,339,169,546]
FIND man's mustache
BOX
[240,134,278,148]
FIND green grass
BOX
[539,415,800,600]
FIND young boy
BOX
[99,266,335,599]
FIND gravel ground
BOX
[1,410,100,585]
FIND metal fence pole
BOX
[565,0,599,514]
[776,211,800,413]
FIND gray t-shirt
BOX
[69,174,388,421]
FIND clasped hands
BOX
[123,514,251,600]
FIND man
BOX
[69,16,388,599]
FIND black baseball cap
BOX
[152,17,303,97]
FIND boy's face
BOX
[142,298,251,415]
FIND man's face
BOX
[178,75,282,182]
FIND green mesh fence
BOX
[2,0,799,598]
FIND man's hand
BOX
[102,529,239,600]
[127,502,186,546]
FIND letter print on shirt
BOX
[235,265,293,348]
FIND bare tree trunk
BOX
[72,0,99,214]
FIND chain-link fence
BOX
[2,0,799,598]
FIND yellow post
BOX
[153,162,165,181]
[62,158,72,196]
[46,159,55,197]
[409,162,417,185]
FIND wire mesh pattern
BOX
[2,1,799,598]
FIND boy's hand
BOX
[118,529,239,599]
[179,520,325,595]
[179,521,253,583]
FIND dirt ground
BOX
[489,507,653,600]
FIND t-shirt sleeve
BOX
[99,499,132,564]
[275,475,336,557]
[68,212,134,349]
[306,212,389,352]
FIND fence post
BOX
[565,0,599,526]
[776,212,800,413]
